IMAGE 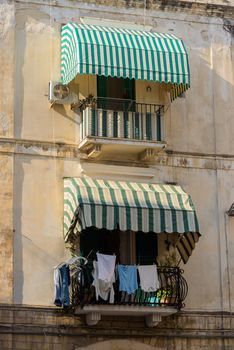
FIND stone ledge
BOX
[0,305,234,336]
[1,138,234,170]
[15,0,234,19]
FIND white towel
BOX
[137,265,160,292]
[97,253,116,283]
[92,261,115,303]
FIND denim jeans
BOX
[54,264,70,307]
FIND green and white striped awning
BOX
[61,23,190,100]
[64,178,200,264]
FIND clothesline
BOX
[53,253,161,307]
[92,253,160,304]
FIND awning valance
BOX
[64,178,200,264]
[61,23,190,99]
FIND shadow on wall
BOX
[14,12,26,139]
[13,153,66,304]
[169,26,234,155]
[52,103,80,126]
[13,156,28,303]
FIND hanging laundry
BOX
[97,253,116,282]
[54,264,70,307]
[137,265,160,292]
[92,260,115,303]
[117,265,138,295]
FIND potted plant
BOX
[156,247,180,305]
[157,248,180,268]
[78,94,97,111]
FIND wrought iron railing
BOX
[70,265,188,310]
[95,97,164,114]
[79,97,164,143]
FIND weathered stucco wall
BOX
[0,0,233,319]
[0,1,15,303]
[0,305,234,350]
[12,1,234,153]
[0,155,13,303]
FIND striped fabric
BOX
[61,23,190,99]
[64,178,200,264]
[81,108,163,141]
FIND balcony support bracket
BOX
[76,305,177,327]
[139,148,156,161]
[145,313,162,328]
[86,312,101,326]
[87,144,102,159]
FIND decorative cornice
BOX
[1,138,234,171]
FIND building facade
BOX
[0,0,234,349]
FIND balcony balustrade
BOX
[70,265,188,327]
[78,98,166,159]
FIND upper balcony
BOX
[59,23,191,159]
[78,97,166,160]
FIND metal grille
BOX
[80,99,164,142]
[70,265,188,310]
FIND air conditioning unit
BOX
[48,81,79,105]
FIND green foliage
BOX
[157,248,180,267]
[156,286,176,299]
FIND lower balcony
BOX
[70,265,188,327]
[78,99,166,160]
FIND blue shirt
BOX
[117,265,138,294]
